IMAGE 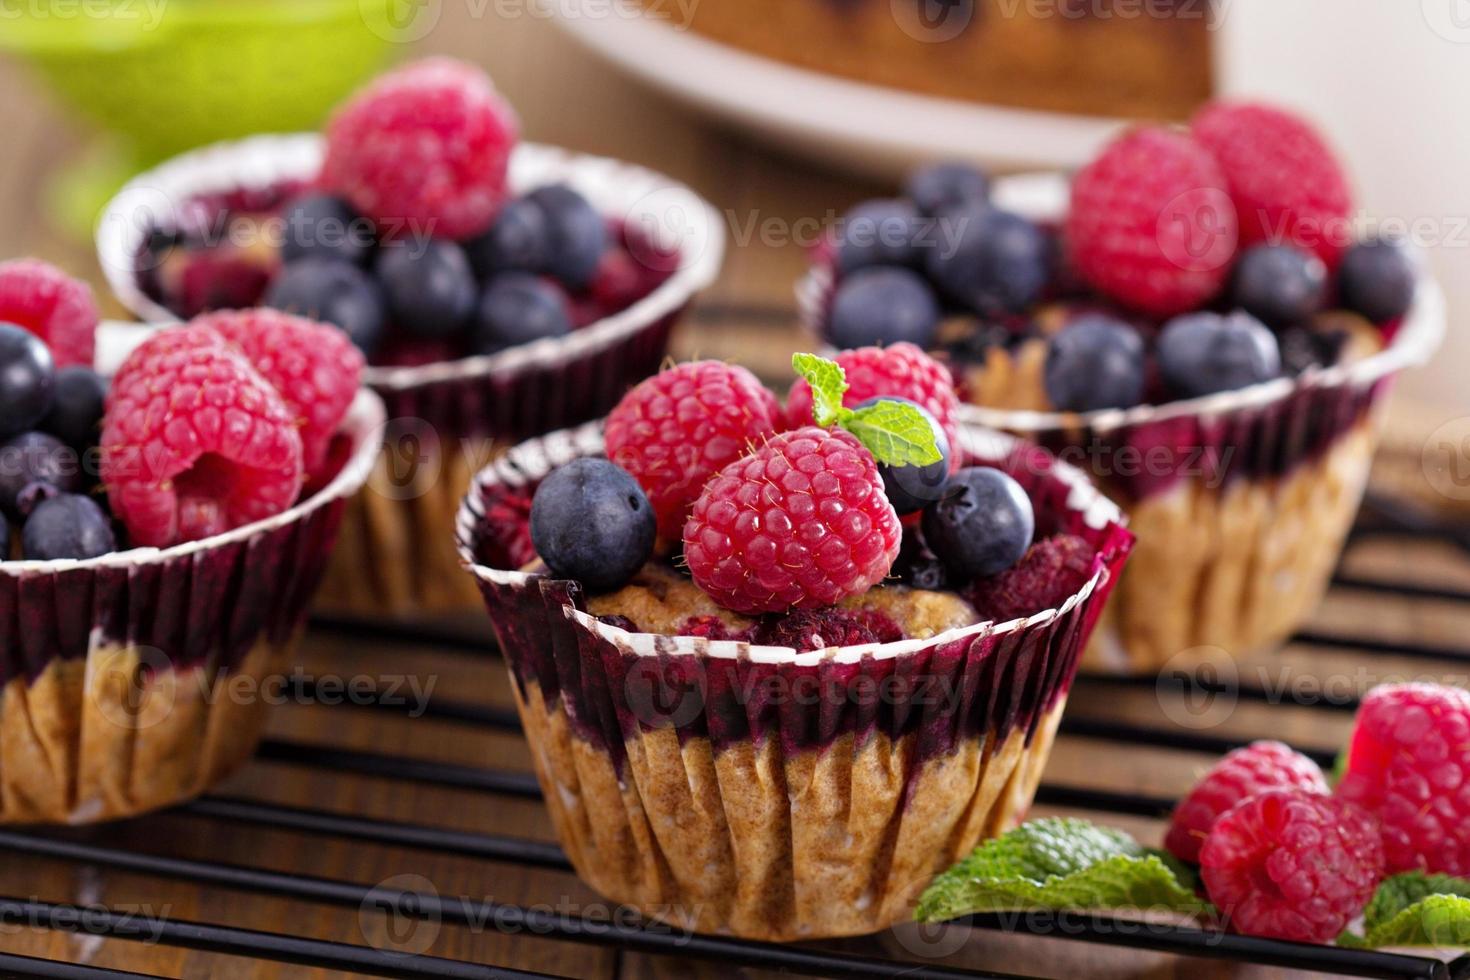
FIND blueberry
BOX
[1279,325,1349,376]
[891,531,950,591]
[266,257,387,356]
[855,396,951,514]
[376,239,477,340]
[1158,310,1281,399]
[1043,315,1146,412]
[947,319,1024,365]
[470,273,572,354]
[528,184,608,290]
[39,366,106,449]
[925,206,1051,316]
[0,432,81,519]
[1340,237,1415,323]
[0,323,55,440]
[21,493,116,561]
[466,197,552,279]
[921,467,1035,581]
[905,162,990,216]
[836,198,924,272]
[1232,244,1327,327]
[827,266,940,349]
[280,193,375,266]
[529,458,655,592]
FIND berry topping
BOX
[1192,100,1353,268]
[921,467,1034,581]
[962,534,1096,623]
[1232,244,1327,328]
[785,342,960,450]
[322,57,518,241]
[39,366,107,450]
[758,607,903,651]
[1043,314,1146,412]
[905,161,990,216]
[835,198,924,272]
[1200,789,1384,943]
[470,273,572,354]
[1066,127,1236,317]
[0,259,98,368]
[376,239,477,340]
[465,197,552,279]
[529,458,655,593]
[1339,237,1416,323]
[280,193,375,266]
[1165,740,1330,865]
[1337,683,1470,876]
[1157,310,1281,399]
[20,493,116,561]
[891,529,950,591]
[527,184,609,290]
[827,266,940,350]
[604,361,781,540]
[925,206,1051,316]
[855,396,950,514]
[101,326,304,548]
[0,322,56,439]
[265,257,387,356]
[0,432,81,520]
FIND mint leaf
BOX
[1340,872,1470,948]
[1368,873,1470,928]
[845,400,942,468]
[792,353,849,428]
[914,818,1211,923]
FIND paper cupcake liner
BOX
[455,422,1132,939]
[0,390,385,824]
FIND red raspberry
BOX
[785,343,960,450]
[962,534,1096,623]
[683,427,902,615]
[605,361,781,540]
[101,326,304,548]
[0,259,99,368]
[1165,741,1330,864]
[1201,789,1384,943]
[322,58,519,241]
[194,309,365,474]
[1337,683,1470,876]
[1066,127,1237,317]
[756,607,903,651]
[1192,101,1353,268]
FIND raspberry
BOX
[1201,789,1384,943]
[757,607,902,651]
[1192,101,1353,268]
[322,58,519,241]
[101,326,304,548]
[1337,683,1470,876]
[195,310,365,474]
[1066,127,1237,317]
[785,343,960,450]
[682,427,902,615]
[0,259,99,367]
[605,361,781,540]
[962,534,1096,623]
[1165,741,1329,864]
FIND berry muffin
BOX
[457,346,1132,940]
[98,58,724,619]
[0,270,381,824]
[799,100,1444,672]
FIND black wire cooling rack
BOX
[2,493,1470,979]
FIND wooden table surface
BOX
[0,10,1467,980]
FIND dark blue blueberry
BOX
[1043,315,1146,412]
[266,257,387,356]
[470,273,572,354]
[39,366,106,450]
[905,162,990,216]
[836,198,924,272]
[921,466,1035,581]
[1339,237,1415,323]
[891,530,950,591]
[925,206,1051,316]
[947,319,1024,365]
[0,432,81,519]
[1158,310,1281,399]
[1279,324,1349,376]
[376,239,477,340]
[280,193,376,266]
[1232,244,1326,327]
[855,396,951,514]
[21,493,116,561]
[0,323,55,440]
[827,266,940,349]
[529,458,655,592]
[466,197,552,279]
[528,184,608,290]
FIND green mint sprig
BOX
[1340,872,1470,948]
[792,353,941,468]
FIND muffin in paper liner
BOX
[97,134,725,619]
[455,421,1132,941]
[797,173,1447,674]
[0,389,384,825]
